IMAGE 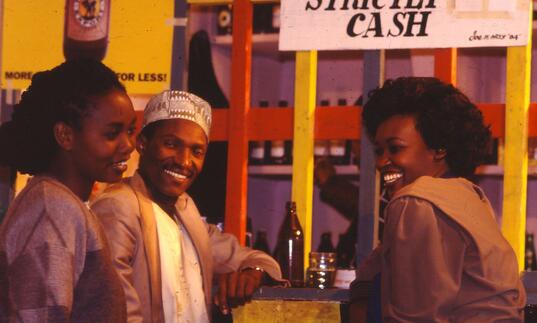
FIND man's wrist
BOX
[241,266,264,274]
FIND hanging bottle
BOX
[525,232,537,271]
[253,229,271,254]
[317,232,335,253]
[269,100,291,165]
[273,201,304,287]
[63,0,111,61]
[329,98,350,165]
[249,100,269,165]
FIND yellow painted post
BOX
[292,50,317,268]
[502,13,532,270]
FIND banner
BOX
[1,0,174,94]
[279,0,531,50]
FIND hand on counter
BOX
[214,268,265,315]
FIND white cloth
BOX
[153,202,209,323]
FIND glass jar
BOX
[306,252,336,289]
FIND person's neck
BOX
[139,171,178,217]
[43,169,93,201]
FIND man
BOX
[92,90,283,322]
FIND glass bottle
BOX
[273,201,304,287]
[329,98,350,165]
[317,232,335,253]
[63,0,110,61]
[269,100,291,165]
[249,100,269,165]
[314,100,330,162]
[253,229,271,254]
[306,252,336,289]
[525,232,537,271]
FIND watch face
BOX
[73,0,105,28]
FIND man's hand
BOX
[214,269,264,315]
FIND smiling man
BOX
[91,90,282,323]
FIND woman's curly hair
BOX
[0,59,125,175]
[362,77,492,178]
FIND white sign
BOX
[279,0,531,50]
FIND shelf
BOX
[248,165,358,176]
[213,33,280,56]
[248,164,537,177]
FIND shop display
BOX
[273,201,304,287]
[64,0,110,61]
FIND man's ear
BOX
[136,134,147,154]
[434,148,447,161]
[53,122,75,151]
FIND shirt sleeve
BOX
[207,224,285,283]
[381,196,467,322]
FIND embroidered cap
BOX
[142,90,212,138]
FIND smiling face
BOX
[374,115,449,196]
[70,89,137,184]
[137,118,208,198]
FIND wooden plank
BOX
[292,50,317,268]
[315,106,361,140]
[503,40,532,269]
[224,0,252,243]
[357,50,384,265]
[434,48,457,85]
[207,103,535,142]
[233,300,341,323]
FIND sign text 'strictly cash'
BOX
[305,0,436,38]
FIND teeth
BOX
[164,169,187,180]
[113,161,127,167]
[383,172,403,184]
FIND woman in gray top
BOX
[0,59,137,322]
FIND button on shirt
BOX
[152,202,209,323]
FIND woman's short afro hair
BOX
[362,77,492,178]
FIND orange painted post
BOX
[224,0,252,244]
[434,48,457,85]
